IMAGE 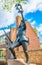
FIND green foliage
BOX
[16,0,27,4]
[40,42,42,48]
[16,0,21,3]
[1,0,27,12]
[33,27,38,36]
[40,42,42,45]
[2,0,15,12]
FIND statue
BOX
[5,4,29,63]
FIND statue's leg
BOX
[11,41,20,48]
[9,47,16,59]
[9,41,20,59]
[22,42,29,63]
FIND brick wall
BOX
[26,22,40,50]
[15,49,42,64]
[28,49,42,64]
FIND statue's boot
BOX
[9,47,17,59]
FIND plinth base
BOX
[7,59,28,65]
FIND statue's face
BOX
[16,16,22,27]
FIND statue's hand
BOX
[11,41,13,44]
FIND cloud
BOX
[31,21,36,27]
[25,10,42,23]
[22,0,42,14]
[0,9,15,27]
[0,29,10,36]
[37,3,42,11]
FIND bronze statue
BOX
[5,4,29,63]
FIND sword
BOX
[2,28,13,44]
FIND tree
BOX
[40,42,42,48]
[40,42,42,45]
[33,27,39,36]
[1,0,27,12]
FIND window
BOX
[0,36,6,45]
[0,48,6,59]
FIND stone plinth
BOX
[7,59,28,65]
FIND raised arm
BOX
[15,3,26,30]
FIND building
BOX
[26,22,40,50]
[0,35,7,59]
[0,33,11,60]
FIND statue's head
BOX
[16,16,22,27]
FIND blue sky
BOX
[25,10,42,25]
[0,0,42,42]
[25,10,42,42]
